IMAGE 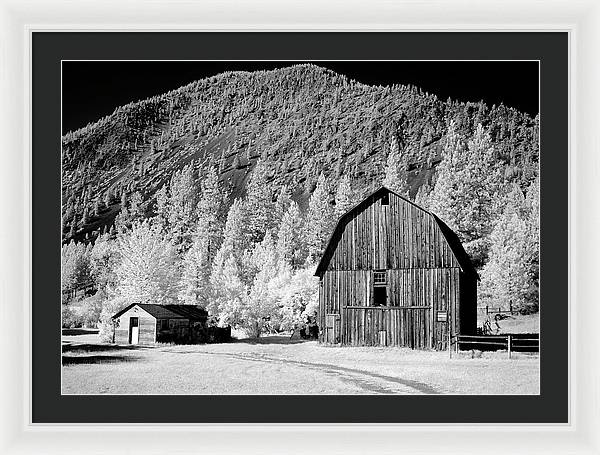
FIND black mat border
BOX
[32,32,568,423]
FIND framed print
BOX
[1,0,597,454]
[40,33,558,421]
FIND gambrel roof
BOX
[314,186,478,278]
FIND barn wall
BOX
[321,268,461,348]
[323,192,460,272]
[114,306,156,344]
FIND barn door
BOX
[325,314,340,344]
[129,317,139,344]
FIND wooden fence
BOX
[450,333,539,359]
[477,304,516,316]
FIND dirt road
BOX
[62,335,539,395]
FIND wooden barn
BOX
[112,303,210,345]
[314,186,478,350]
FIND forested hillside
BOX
[61,64,540,336]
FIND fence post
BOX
[507,335,512,359]
[449,331,452,359]
[486,305,489,315]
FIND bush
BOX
[61,295,103,328]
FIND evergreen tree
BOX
[179,233,211,306]
[273,184,292,229]
[195,166,227,263]
[211,198,250,290]
[129,191,144,221]
[276,201,306,268]
[428,122,504,266]
[166,164,198,251]
[382,135,409,197]
[414,181,432,210]
[81,206,89,225]
[179,166,228,307]
[305,173,333,263]
[333,175,356,219]
[245,160,273,244]
[155,184,170,230]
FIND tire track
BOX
[167,349,439,394]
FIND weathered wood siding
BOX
[319,268,460,348]
[317,190,475,349]
[322,192,460,271]
[114,305,156,344]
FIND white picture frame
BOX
[1,0,596,453]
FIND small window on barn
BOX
[381,193,389,206]
[160,319,168,330]
[372,270,388,307]
[374,271,387,284]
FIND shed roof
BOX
[112,303,208,320]
[314,186,478,278]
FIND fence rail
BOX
[450,333,539,359]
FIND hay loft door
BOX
[129,317,139,344]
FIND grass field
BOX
[62,332,539,395]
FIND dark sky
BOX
[62,61,539,134]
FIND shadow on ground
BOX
[62,354,136,365]
[62,328,99,336]
[233,335,314,345]
[62,342,140,353]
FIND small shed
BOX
[314,186,478,350]
[112,303,209,345]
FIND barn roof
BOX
[112,303,208,320]
[314,186,479,278]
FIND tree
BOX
[428,122,504,266]
[245,160,273,244]
[154,184,170,229]
[113,220,180,305]
[61,241,92,297]
[305,173,333,263]
[103,189,112,209]
[166,164,198,251]
[195,165,227,264]
[238,232,280,337]
[279,265,319,331]
[89,233,120,295]
[179,233,211,306]
[478,186,535,313]
[333,175,356,219]
[276,201,306,268]
[215,198,249,266]
[208,253,247,328]
[273,184,292,229]
[129,191,144,221]
[382,135,409,197]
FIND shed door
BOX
[129,317,139,344]
[325,314,340,344]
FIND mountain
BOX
[61,63,539,243]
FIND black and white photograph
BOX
[60,60,540,396]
